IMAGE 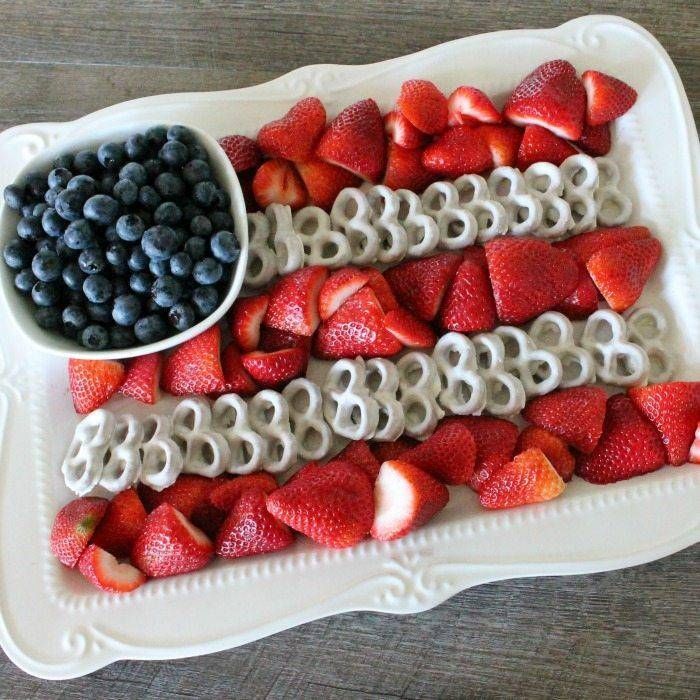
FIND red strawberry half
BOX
[383,142,434,192]
[119,353,161,405]
[576,122,611,156]
[476,124,523,167]
[422,126,492,178]
[241,348,307,389]
[252,158,307,210]
[447,86,502,127]
[384,308,436,349]
[138,474,216,518]
[384,110,427,149]
[295,159,360,210]
[363,267,399,311]
[582,70,637,126]
[370,436,419,463]
[209,473,278,512]
[50,497,108,567]
[259,327,311,353]
[231,294,269,352]
[516,426,575,482]
[554,225,650,265]
[516,124,577,170]
[396,79,448,135]
[78,544,147,593]
[221,343,258,396]
[218,135,261,172]
[91,488,147,558]
[336,441,382,481]
[553,259,599,320]
[69,359,125,414]
[318,267,370,321]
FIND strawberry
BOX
[336,440,382,480]
[370,460,449,541]
[576,394,666,484]
[119,353,161,404]
[241,348,307,389]
[576,122,611,156]
[553,226,650,265]
[516,426,575,482]
[422,126,492,177]
[447,86,502,127]
[138,475,216,518]
[263,265,328,336]
[68,359,125,414]
[316,98,386,181]
[50,497,108,567]
[161,325,226,396]
[313,287,402,360]
[216,488,294,559]
[131,503,214,577]
[553,260,599,320]
[586,238,662,312]
[401,420,476,484]
[78,545,147,593]
[384,252,462,321]
[396,79,449,135]
[231,294,269,352]
[689,423,700,464]
[462,245,488,269]
[485,238,578,324]
[284,461,320,486]
[438,256,497,333]
[522,386,608,454]
[476,124,523,167]
[218,134,261,172]
[384,308,436,348]
[582,70,637,126]
[318,267,370,321]
[221,343,258,396]
[256,97,326,162]
[383,142,434,192]
[209,473,278,512]
[383,110,428,149]
[516,124,577,170]
[504,59,586,140]
[362,266,399,311]
[628,382,700,466]
[480,448,565,509]
[252,158,308,210]
[266,460,374,548]
[91,489,147,558]
[259,327,311,353]
[370,436,419,463]
[295,159,360,210]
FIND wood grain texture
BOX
[0,0,698,695]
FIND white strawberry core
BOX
[173,508,212,546]
[95,548,145,585]
[371,463,416,538]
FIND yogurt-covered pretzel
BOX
[395,188,440,258]
[595,186,633,227]
[561,154,599,195]
[248,390,298,473]
[282,378,334,461]
[245,212,277,289]
[266,203,304,275]
[98,414,144,493]
[522,162,572,239]
[487,167,543,237]
[292,206,352,269]
[330,188,381,264]
[366,185,409,264]
[364,358,405,441]
[140,414,185,491]
[624,306,675,383]
[396,352,444,439]
[453,174,508,242]
[421,181,478,250]
[212,394,266,474]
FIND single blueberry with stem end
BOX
[80,324,109,350]
[134,314,169,344]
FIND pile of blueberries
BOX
[2,125,240,350]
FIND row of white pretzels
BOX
[245,154,632,289]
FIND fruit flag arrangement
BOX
[36,59,700,593]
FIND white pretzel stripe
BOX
[140,415,184,491]
[293,206,352,269]
[212,394,266,474]
[248,390,298,474]
[396,352,444,440]
[245,212,277,289]
[624,306,675,383]
[561,154,599,195]
[266,203,304,275]
[366,185,409,264]
[453,174,508,243]
[330,188,381,264]
[98,414,144,493]
[282,378,334,461]
[487,167,543,237]
[395,189,440,257]
[365,358,405,441]
[421,181,479,250]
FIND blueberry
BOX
[17,216,43,242]
[142,158,163,179]
[73,150,100,175]
[55,189,87,221]
[145,125,168,150]
[154,201,182,226]
[110,325,136,349]
[187,143,208,161]
[211,189,230,210]
[87,302,113,323]
[78,247,107,275]
[40,208,64,238]
[97,142,126,170]
[100,174,118,195]
[167,125,196,145]
[192,257,223,285]
[32,281,62,307]
[80,324,109,350]
[192,181,218,208]
[62,263,86,291]
[151,275,182,308]
[134,314,169,344]
[14,268,36,294]
[138,185,161,210]
[44,186,63,207]
[3,238,32,270]
[210,230,239,263]
[169,251,193,278]
[103,242,127,267]
[124,134,147,161]
[149,258,169,277]
[35,306,62,330]
[25,172,49,199]
[21,204,35,218]
[62,305,89,334]
[32,250,61,282]
[112,294,142,326]
[191,285,219,317]
[184,236,207,261]
[67,174,98,199]
[141,225,178,261]
[189,215,212,237]
[209,211,234,231]
[32,202,48,217]
[119,162,148,186]
[154,172,185,199]
[158,140,189,168]
[168,302,196,331]
[182,159,211,185]
[4,184,26,211]
[63,219,95,250]
[83,274,112,304]
[53,154,74,171]
[115,214,145,243]
[83,194,120,225]
[128,246,149,272]
[181,201,203,221]
[48,168,72,189]
[129,271,153,295]
[113,179,138,207]
[55,237,75,260]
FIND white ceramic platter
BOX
[0,15,698,679]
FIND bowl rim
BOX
[0,120,249,361]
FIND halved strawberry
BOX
[396,79,448,135]
[209,473,278,512]
[504,59,586,140]
[689,423,700,464]
[422,126,492,177]
[221,343,258,396]
[382,142,434,192]
[576,122,611,156]
[318,267,370,321]
[582,70,637,126]
[241,348,307,389]
[218,134,261,172]
[336,441,382,481]
[362,267,399,311]
[553,260,599,320]
[138,475,216,518]
[68,359,125,414]
[252,158,308,210]
[370,436,419,463]
[480,448,565,509]
[476,124,523,167]
[91,489,147,558]
[316,98,386,181]
[259,327,311,353]
[78,544,147,593]
[295,159,360,210]
[516,426,575,482]
[516,124,577,170]
[447,86,502,127]
[383,110,428,149]
[384,252,462,321]
[119,353,161,405]
[553,225,650,264]
[384,308,436,348]
[50,497,108,567]
[370,460,449,541]
[256,97,326,162]
[161,325,226,396]
[231,294,269,352]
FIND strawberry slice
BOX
[50,497,108,567]
[447,86,502,127]
[78,544,147,593]
[553,225,650,264]
[383,110,428,149]
[218,134,261,172]
[259,327,311,353]
[576,122,611,156]
[68,359,125,414]
[689,423,700,464]
[370,436,419,463]
[221,343,258,396]
[582,70,637,126]
[516,124,577,170]
[382,142,434,192]
[91,489,148,557]
[256,97,326,162]
[586,237,662,312]
[629,382,700,466]
[318,267,370,321]
[396,79,449,135]
[231,294,269,352]
[523,386,608,454]
[266,460,374,548]
[476,124,523,167]
[479,448,565,509]
[422,126,492,177]
[138,474,217,518]
[504,59,586,140]
[216,488,294,559]
[316,98,386,182]
[161,325,226,396]
[252,158,308,210]
[313,287,403,360]
[241,348,307,389]
[370,460,449,541]
[576,394,666,484]
[362,267,399,311]
[485,238,578,324]
[516,426,575,482]
[384,252,462,321]
[295,159,360,210]
[553,260,599,320]
[384,308,436,348]
[119,353,161,404]
[209,473,278,512]
[336,441,382,480]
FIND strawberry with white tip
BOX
[241,347,308,389]
[384,308,436,348]
[252,158,308,210]
[581,70,637,126]
[447,86,502,127]
[318,267,369,321]
[231,294,269,352]
[383,110,428,149]
[78,544,147,593]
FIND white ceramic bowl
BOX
[0,121,248,360]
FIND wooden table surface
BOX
[1,1,698,696]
